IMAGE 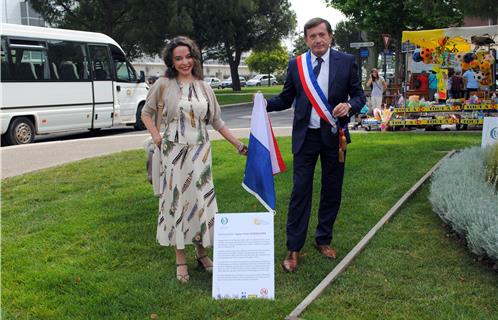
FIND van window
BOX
[1,37,11,80]
[110,44,136,82]
[89,45,112,81]
[7,39,50,81]
[47,40,90,81]
[115,59,137,82]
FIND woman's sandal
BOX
[176,263,190,283]
[196,255,213,273]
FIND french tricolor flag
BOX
[242,92,286,212]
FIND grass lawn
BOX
[302,184,498,320]
[215,85,282,106]
[2,132,496,319]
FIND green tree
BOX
[334,20,360,54]
[246,44,289,85]
[292,33,308,57]
[458,0,498,25]
[177,0,296,91]
[30,0,176,59]
[326,0,464,83]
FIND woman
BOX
[366,68,387,111]
[142,36,247,283]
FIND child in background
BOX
[353,105,369,129]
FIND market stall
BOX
[390,25,498,129]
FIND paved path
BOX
[1,127,292,179]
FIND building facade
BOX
[132,55,254,81]
[1,0,46,26]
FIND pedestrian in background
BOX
[366,68,386,111]
[450,71,463,99]
[463,68,479,99]
[418,71,429,96]
[428,71,438,101]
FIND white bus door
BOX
[89,45,114,128]
[115,60,140,123]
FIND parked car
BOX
[220,76,246,88]
[204,77,221,88]
[246,74,278,86]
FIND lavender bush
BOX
[429,147,498,260]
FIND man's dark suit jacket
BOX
[267,49,366,154]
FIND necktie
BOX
[313,57,323,78]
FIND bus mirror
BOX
[139,70,145,83]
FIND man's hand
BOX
[333,103,351,118]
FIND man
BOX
[266,18,365,272]
[428,71,438,101]
[462,68,479,99]
[419,71,429,93]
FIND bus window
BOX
[1,37,11,80]
[47,41,90,81]
[111,44,136,82]
[9,39,50,81]
[115,59,137,82]
[89,45,112,81]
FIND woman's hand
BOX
[236,141,248,156]
[152,133,162,147]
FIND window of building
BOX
[20,1,45,26]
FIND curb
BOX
[285,150,457,320]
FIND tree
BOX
[334,20,360,55]
[458,0,498,25]
[326,0,464,83]
[30,0,177,58]
[246,44,289,85]
[292,33,308,57]
[177,0,296,91]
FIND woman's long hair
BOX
[371,68,379,81]
[162,36,203,79]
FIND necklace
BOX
[176,78,194,89]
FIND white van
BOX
[0,23,149,145]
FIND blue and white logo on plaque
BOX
[482,117,498,148]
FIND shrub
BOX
[485,143,498,190]
[429,147,498,261]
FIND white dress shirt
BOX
[308,48,330,129]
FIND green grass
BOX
[2,133,496,319]
[215,85,282,106]
[302,184,498,320]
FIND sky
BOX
[290,0,346,33]
[285,0,346,49]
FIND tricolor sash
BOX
[296,51,339,133]
[296,50,348,162]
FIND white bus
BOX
[1,23,149,145]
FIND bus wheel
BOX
[5,117,35,145]
[134,102,147,130]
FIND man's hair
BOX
[304,18,332,37]
[162,36,203,79]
